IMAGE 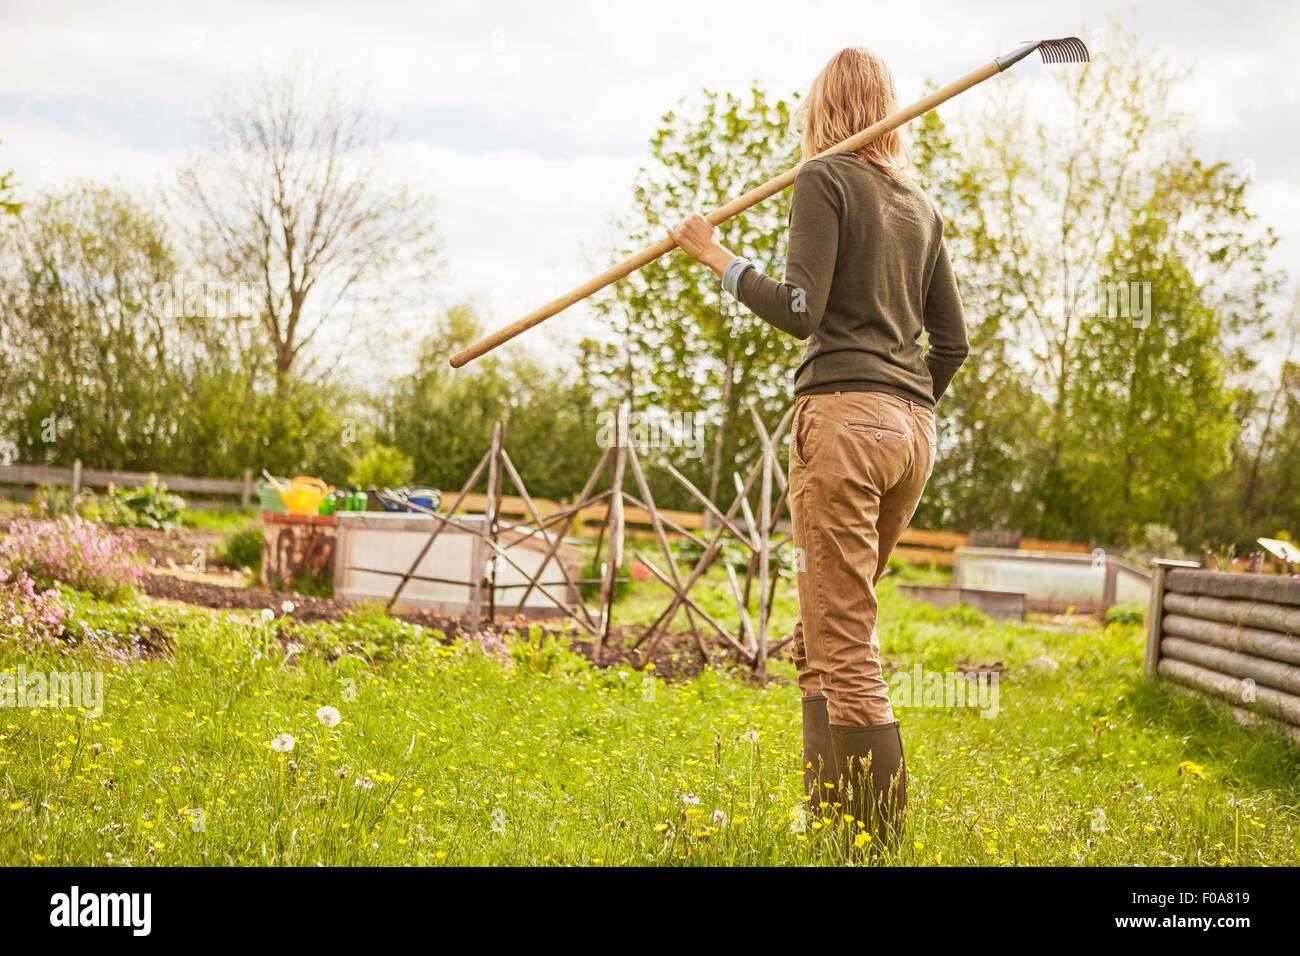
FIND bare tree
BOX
[177,66,439,394]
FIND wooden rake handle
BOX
[450,58,1000,369]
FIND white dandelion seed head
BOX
[271,733,295,753]
[281,600,295,614]
[682,793,700,806]
[260,608,275,623]
[316,705,341,728]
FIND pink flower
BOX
[0,514,145,601]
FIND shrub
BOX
[348,444,415,490]
[1103,601,1146,627]
[218,524,263,574]
[94,479,187,530]
[0,513,147,600]
[0,568,68,647]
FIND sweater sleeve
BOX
[922,227,969,402]
[735,159,841,340]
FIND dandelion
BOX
[1177,760,1206,780]
[260,608,275,623]
[316,706,341,729]
[712,809,728,828]
[8,800,22,811]
[681,793,700,806]
[271,733,295,753]
[281,600,295,614]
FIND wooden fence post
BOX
[71,459,82,496]
[241,469,254,508]
[1146,558,1199,677]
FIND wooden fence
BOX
[1146,559,1300,744]
[449,492,1087,565]
[0,461,255,507]
[0,459,1090,565]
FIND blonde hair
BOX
[798,47,910,182]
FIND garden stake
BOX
[450,38,1089,368]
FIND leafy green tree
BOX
[911,108,1052,533]
[917,27,1276,544]
[583,86,803,507]
[348,444,415,489]
[1060,211,1238,542]
[2,185,183,468]
[0,183,358,482]
[382,306,603,500]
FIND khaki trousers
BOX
[789,391,936,726]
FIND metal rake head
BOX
[996,36,1090,72]
[1036,37,1090,64]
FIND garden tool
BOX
[264,472,334,517]
[450,37,1089,368]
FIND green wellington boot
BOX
[829,720,907,849]
[801,696,836,818]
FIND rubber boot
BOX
[801,695,836,818]
[829,720,907,850]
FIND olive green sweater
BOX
[737,153,968,406]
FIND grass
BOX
[1,579,1298,866]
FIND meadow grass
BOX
[1,580,1297,866]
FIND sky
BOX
[2,0,1297,372]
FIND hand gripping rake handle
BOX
[450,38,1089,369]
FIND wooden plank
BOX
[1158,657,1300,727]
[898,528,970,549]
[1162,613,1300,667]
[79,468,245,495]
[1163,590,1300,639]
[1166,569,1300,607]
[1161,636,1300,697]
[0,464,75,485]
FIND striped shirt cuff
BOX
[722,256,753,298]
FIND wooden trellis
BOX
[377,403,795,671]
